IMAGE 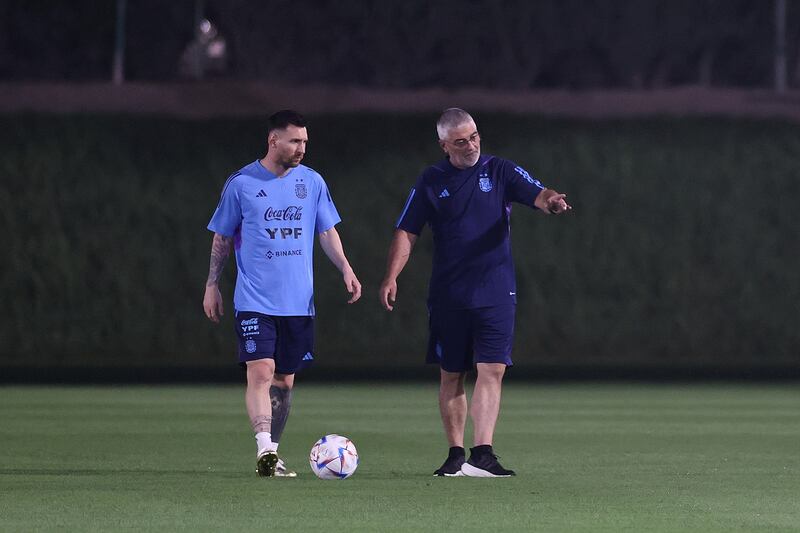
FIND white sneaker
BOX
[275,458,297,478]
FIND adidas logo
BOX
[302,352,314,361]
[256,189,268,198]
[438,189,450,198]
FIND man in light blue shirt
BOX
[204,110,362,477]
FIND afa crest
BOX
[295,183,307,199]
[245,339,257,354]
[479,176,493,192]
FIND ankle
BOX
[470,444,493,456]
[448,446,465,458]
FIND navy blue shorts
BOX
[426,305,515,373]
[235,311,314,375]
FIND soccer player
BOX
[379,108,571,477]
[203,110,362,477]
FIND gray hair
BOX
[436,108,474,140]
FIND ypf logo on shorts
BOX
[241,317,260,336]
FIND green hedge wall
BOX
[1,114,798,371]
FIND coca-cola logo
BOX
[264,206,303,221]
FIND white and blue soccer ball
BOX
[309,434,359,479]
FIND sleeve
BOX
[395,176,430,235]
[502,160,545,209]
[207,175,243,236]
[314,178,342,233]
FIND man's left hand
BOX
[546,193,572,214]
[344,269,362,304]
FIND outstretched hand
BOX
[546,193,572,214]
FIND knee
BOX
[476,363,506,383]
[246,360,275,387]
[272,373,295,390]
[440,370,466,394]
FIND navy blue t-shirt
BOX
[396,155,545,309]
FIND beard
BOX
[281,153,304,168]
[453,150,480,169]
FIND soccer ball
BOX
[309,434,359,479]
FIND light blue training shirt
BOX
[207,160,341,316]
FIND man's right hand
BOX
[203,284,224,323]
[378,279,398,311]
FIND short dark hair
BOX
[268,110,306,133]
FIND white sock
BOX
[256,432,277,455]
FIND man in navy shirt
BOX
[379,108,570,477]
[204,110,362,477]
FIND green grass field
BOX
[1,383,798,532]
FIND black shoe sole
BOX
[256,453,278,477]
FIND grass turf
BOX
[0,383,798,531]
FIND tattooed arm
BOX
[203,233,233,323]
